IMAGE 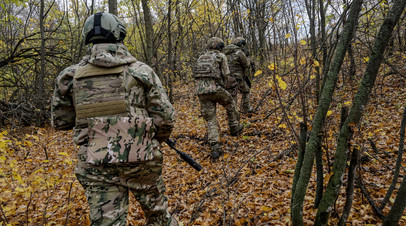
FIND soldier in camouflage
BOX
[51,12,177,225]
[194,37,244,159]
[224,37,253,113]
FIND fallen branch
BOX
[357,175,386,220]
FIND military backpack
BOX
[193,52,223,95]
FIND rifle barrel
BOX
[165,140,203,171]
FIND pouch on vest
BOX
[194,53,220,79]
[86,115,155,164]
[73,64,127,119]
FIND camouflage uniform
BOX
[194,38,242,158]
[51,43,177,225]
[224,39,253,113]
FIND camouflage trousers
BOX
[227,76,252,113]
[198,87,239,145]
[75,143,177,226]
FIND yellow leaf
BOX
[277,77,287,90]
[300,57,306,65]
[24,141,32,147]
[313,60,319,67]
[13,172,24,184]
[284,169,295,174]
[279,123,287,129]
[15,187,25,192]
[269,17,274,23]
[268,63,277,71]
[64,159,73,165]
[58,152,69,156]
[285,33,291,38]
[300,40,307,45]
[325,172,333,181]
[261,206,271,212]
[344,101,352,106]
[254,70,263,76]
[363,57,369,63]
[327,110,333,116]
[310,75,315,79]
[368,132,374,138]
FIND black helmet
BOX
[82,12,126,45]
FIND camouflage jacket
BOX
[51,43,175,164]
[223,44,250,79]
[194,50,230,95]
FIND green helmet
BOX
[207,37,225,50]
[232,37,246,47]
[82,12,126,45]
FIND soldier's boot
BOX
[230,123,244,136]
[210,143,223,159]
[241,93,253,113]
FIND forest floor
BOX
[1,71,406,225]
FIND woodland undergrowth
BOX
[0,68,405,225]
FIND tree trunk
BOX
[228,0,241,35]
[312,0,324,205]
[108,0,118,15]
[291,122,307,217]
[167,0,173,102]
[39,0,46,114]
[384,142,406,225]
[290,0,363,224]
[315,0,406,224]
[379,106,406,210]
[141,0,154,66]
[338,147,359,226]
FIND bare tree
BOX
[108,0,117,15]
[141,0,154,66]
[291,0,364,224]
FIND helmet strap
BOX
[93,12,103,35]
[85,12,117,44]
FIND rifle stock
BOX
[165,139,203,171]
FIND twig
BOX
[339,148,359,226]
[0,204,8,224]
[189,144,272,224]
[26,192,33,225]
[379,106,406,210]
[357,175,386,220]
[363,149,394,172]
[64,182,74,226]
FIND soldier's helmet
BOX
[82,12,127,45]
[232,37,247,47]
[207,37,225,50]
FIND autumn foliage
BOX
[1,64,405,224]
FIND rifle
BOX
[242,49,253,88]
[244,76,252,88]
[165,139,203,171]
